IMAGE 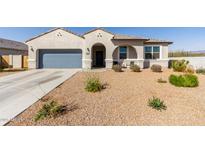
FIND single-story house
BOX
[0,38,28,68]
[26,28,173,69]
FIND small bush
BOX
[112,64,122,72]
[85,76,103,92]
[148,97,166,111]
[151,64,162,72]
[157,78,167,83]
[169,74,199,87]
[34,101,66,122]
[196,68,205,74]
[185,65,195,74]
[172,60,189,72]
[130,64,141,72]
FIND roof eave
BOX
[25,28,84,43]
[111,38,149,41]
[144,41,173,45]
[83,28,114,36]
[0,47,28,51]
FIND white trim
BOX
[118,47,120,60]
[160,46,162,59]
[28,59,36,62]
[126,58,138,60]
[156,59,169,61]
[82,59,92,61]
[127,46,129,59]
[136,58,144,61]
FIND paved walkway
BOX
[0,69,80,126]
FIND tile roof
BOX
[25,27,173,45]
[113,34,149,40]
[83,27,114,36]
[0,38,28,51]
[83,28,149,40]
[145,38,173,44]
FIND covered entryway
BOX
[91,43,106,68]
[39,49,82,68]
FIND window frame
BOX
[144,45,161,60]
[119,46,128,60]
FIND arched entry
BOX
[91,43,106,68]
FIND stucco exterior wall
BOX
[161,43,169,59]
[128,46,137,59]
[26,29,85,68]
[112,40,144,60]
[84,30,115,68]
[112,46,138,60]
[26,28,171,69]
[112,48,118,60]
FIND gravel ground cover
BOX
[8,68,205,126]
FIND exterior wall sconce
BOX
[30,46,34,52]
[86,48,90,55]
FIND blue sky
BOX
[0,27,205,51]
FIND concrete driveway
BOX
[0,69,80,126]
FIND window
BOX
[153,46,160,59]
[119,46,127,59]
[144,46,160,59]
[144,46,152,59]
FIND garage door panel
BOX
[39,49,82,68]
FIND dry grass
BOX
[8,69,205,126]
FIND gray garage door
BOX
[39,49,82,68]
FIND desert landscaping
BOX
[7,64,205,126]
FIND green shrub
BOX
[130,64,141,72]
[196,68,205,74]
[112,64,122,72]
[34,101,66,122]
[171,60,189,72]
[151,64,162,72]
[169,74,199,87]
[85,76,103,92]
[148,97,166,111]
[157,78,167,83]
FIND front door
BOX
[95,51,104,67]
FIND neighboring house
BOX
[0,38,28,68]
[26,28,173,69]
